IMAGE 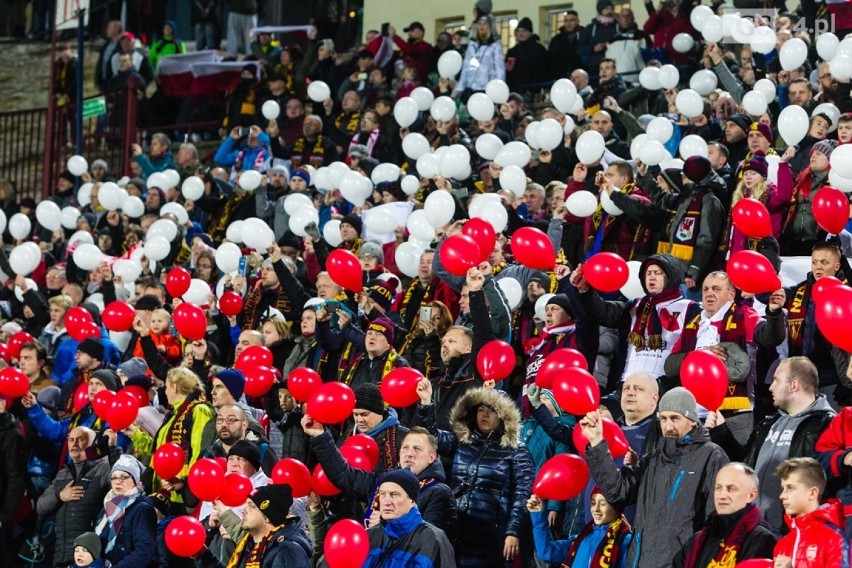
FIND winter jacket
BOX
[133,151,175,179]
[642,0,695,65]
[155,517,194,568]
[548,28,583,80]
[97,496,158,568]
[416,387,535,567]
[454,36,505,95]
[585,424,729,568]
[605,27,648,81]
[578,17,617,69]
[773,500,850,568]
[196,519,312,568]
[531,510,632,566]
[506,36,549,93]
[0,412,27,528]
[214,133,272,175]
[816,407,852,497]
[363,506,457,568]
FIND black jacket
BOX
[672,504,777,567]
[505,36,549,93]
[196,519,312,568]
[0,412,27,527]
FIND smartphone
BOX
[357,72,367,81]
[238,257,247,276]
[381,22,390,36]
[325,299,341,313]
[419,306,432,322]
[238,127,251,138]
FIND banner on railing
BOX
[156,52,261,97]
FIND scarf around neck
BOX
[96,486,144,553]
[628,286,683,351]
[683,503,762,568]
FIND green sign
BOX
[82,96,106,119]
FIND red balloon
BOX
[287,367,322,402]
[327,249,363,293]
[218,291,244,317]
[533,454,590,501]
[307,382,356,425]
[681,350,729,411]
[0,367,30,398]
[153,442,186,480]
[106,390,139,431]
[92,390,115,421]
[339,446,373,471]
[271,458,312,497]
[816,284,852,352]
[188,458,225,502]
[463,218,497,263]
[102,301,136,332]
[735,560,773,568]
[312,463,342,496]
[123,385,148,408]
[439,234,481,276]
[571,417,630,458]
[380,368,423,407]
[165,516,207,558]
[731,198,772,239]
[726,250,781,294]
[0,343,9,364]
[813,275,842,304]
[243,365,276,397]
[7,331,35,360]
[324,519,370,568]
[74,322,102,342]
[235,345,274,370]
[511,227,556,270]
[535,348,588,389]
[219,473,253,507]
[476,340,516,381]
[584,252,629,293]
[341,435,380,469]
[65,307,94,342]
[813,186,849,235]
[166,267,192,298]
[551,368,600,415]
[72,380,89,413]
[173,303,207,341]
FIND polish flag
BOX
[156,52,261,97]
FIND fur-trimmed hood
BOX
[450,387,521,449]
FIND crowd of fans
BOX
[6,0,852,566]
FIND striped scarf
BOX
[96,486,144,553]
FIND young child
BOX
[72,532,105,568]
[528,486,632,567]
[133,308,181,365]
[773,457,850,568]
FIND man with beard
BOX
[239,244,310,330]
[201,402,278,477]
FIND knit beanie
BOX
[91,369,120,392]
[228,439,262,471]
[811,139,838,159]
[658,387,699,422]
[135,406,165,437]
[359,240,384,263]
[368,279,396,311]
[742,151,768,178]
[77,337,105,361]
[112,454,145,484]
[74,532,102,559]
[250,484,294,526]
[214,368,246,401]
[379,469,420,501]
[725,113,752,135]
[683,156,712,183]
[546,294,574,317]
[366,316,395,345]
[354,383,386,415]
[596,0,614,13]
[290,168,311,185]
[118,357,148,380]
[340,214,363,235]
[748,121,773,144]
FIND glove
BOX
[528,384,542,409]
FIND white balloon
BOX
[497,277,523,310]
[77,182,93,207]
[401,175,420,195]
[119,195,142,218]
[148,219,178,242]
[566,190,597,217]
[430,96,456,122]
[439,145,471,179]
[563,116,575,135]
[830,54,852,82]
[371,163,401,185]
[8,213,30,240]
[732,17,755,45]
[777,104,810,146]
[639,67,661,91]
[14,277,37,302]
[226,220,244,243]
[690,5,713,30]
[672,33,694,53]
[750,26,776,54]
[182,278,211,306]
[537,118,564,151]
[326,162,348,188]
[601,188,623,216]
[630,134,648,161]
[675,89,704,118]
[307,81,331,102]
[365,206,398,234]
[323,219,343,247]
[831,145,852,179]
[620,260,644,300]
[35,201,61,231]
[575,130,606,165]
[288,207,319,237]
[284,193,314,216]
[395,242,424,278]
[60,206,81,229]
[99,182,124,211]
[475,133,503,160]
[780,38,808,71]
[701,15,723,43]
[242,217,276,249]
[473,198,508,233]
[499,165,527,197]
[215,242,241,273]
[534,293,555,321]
[393,97,419,128]
[818,32,840,62]
[679,135,709,159]
[424,191,456,227]
[437,50,463,78]
[494,141,532,168]
[689,69,718,96]
[658,65,680,90]
[410,86,435,111]
[147,172,168,190]
[73,243,105,269]
[753,79,777,104]
[742,91,768,116]
[67,155,88,176]
[830,169,852,192]
[467,92,495,122]
[486,79,510,104]
[402,133,430,161]
[182,176,204,201]
[525,121,540,149]
[468,193,501,217]
[68,230,94,247]
[550,78,578,113]
[262,100,280,120]
[415,154,440,179]
[639,140,667,166]
[313,167,331,191]
[646,117,674,143]
[839,38,852,59]
[239,170,262,191]
[813,103,841,132]
[162,169,181,190]
[9,243,41,275]
[109,330,132,352]
[721,13,740,38]
[160,202,189,225]
[113,258,142,282]
[407,210,436,241]
[660,158,685,171]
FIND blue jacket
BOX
[27,403,130,453]
[134,152,175,179]
[522,404,576,514]
[213,133,271,172]
[52,329,122,385]
[363,507,456,568]
[97,497,158,568]
[531,511,631,567]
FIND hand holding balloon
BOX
[767,289,786,312]
[466,266,485,292]
[579,410,604,447]
[300,414,325,437]
[704,410,725,430]
[570,264,590,292]
[526,495,544,512]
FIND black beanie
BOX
[340,214,363,235]
[250,484,294,526]
[354,383,385,415]
[91,369,120,392]
[379,469,420,501]
[546,294,573,317]
[228,439,262,471]
[77,337,105,361]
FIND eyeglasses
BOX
[110,474,132,483]
[197,264,212,269]
[216,417,242,425]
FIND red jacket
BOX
[773,500,850,568]
[816,407,852,480]
[643,7,693,65]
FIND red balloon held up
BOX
[584,252,630,293]
[106,390,139,431]
[681,350,729,411]
[812,276,842,304]
[551,368,600,415]
[341,435,380,469]
[327,249,363,293]
[339,446,373,471]
[123,385,148,408]
[75,322,102,342]
[571,417,630,458]
[152,442,186,480]
[0,343,9,364]
[235,345,274,371]
[312,463,342,496]
[812,187,849,235]
[287,368,322,402]
[173,303,207,341]
[188,458,225,502]
[533,454,590,501]
[816,284,852,352]
[439,234,481,276]
[65,307,94,342]
[463,218,497,263]
[307,382,355,424]
[92,390,116,421]
[324,519,370,568]
[165,516,207,558]
[535,348,588,389]
[219,473,253,507]
[243,365,276,397]
[731,198,772,239]
[380,368,423,407]
[73,380,89,412]
[476,340,516,381]
[271,458,312,497]
[166,267,192,298]
[0,367,30,398]
[7,331,35,360]
[511,227,556,270]
[218,291,244,317]
[726,250,781,294]
[102,301,136,332]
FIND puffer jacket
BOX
[97,496,158,568]
[363,506,457,568]
[416,387,534,567]
[773,499,849,568]
[585,424,729,568]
